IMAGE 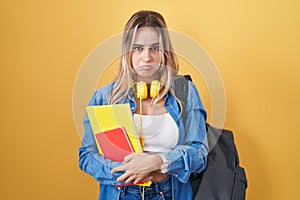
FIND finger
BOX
[116,172,132,182]
[134,175,153,184]
[147,175,153,182]
[133,176,143,184]
[111,163,127,173]
[125,174,137,183]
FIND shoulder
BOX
[89,81,116,105]
[186,80,206,110]
[187,80,199,96]
[94,81,116,95]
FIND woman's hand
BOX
[111,153,163,184]
[114,170,153,184]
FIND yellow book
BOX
[86,103,143,155]
[86,103,151,186]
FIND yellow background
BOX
[1,0,299,200]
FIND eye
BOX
[151,46,160,51]
[132,46,142,52]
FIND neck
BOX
[134,75,160,84]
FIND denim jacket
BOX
[79,81,208,200]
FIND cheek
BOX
[152,54,161,65]
[155,55,161,63]
[131,54,139,68]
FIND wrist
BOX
[158,153,170,174]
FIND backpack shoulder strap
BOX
[174,75,191,123]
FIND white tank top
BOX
[134,113,179,153]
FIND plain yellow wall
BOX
[1,0,300,200]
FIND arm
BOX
[78,90,124,185]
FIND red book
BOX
[95,127,134,162]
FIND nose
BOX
[142,49,152,62]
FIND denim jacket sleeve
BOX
[164,81,208,183]
[78,86,124,185]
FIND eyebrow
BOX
[132,43,160,47]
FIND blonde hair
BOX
[109,10,180,105]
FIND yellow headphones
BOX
[135,80,161,100]
[133,80,161,151]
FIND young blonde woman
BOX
[79,10,208,200]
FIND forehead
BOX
[134,27,159,45]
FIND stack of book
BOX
[86,103,150,186]
[86,103,142,156]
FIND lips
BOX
[140,65,154,70]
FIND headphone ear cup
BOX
[136,81,148,100]
[150,80,161,98]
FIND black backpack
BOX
[174,75,248,200]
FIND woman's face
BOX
[131,27,161,82]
